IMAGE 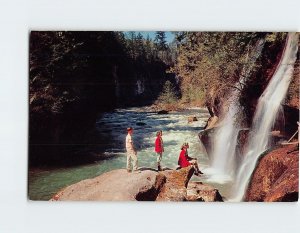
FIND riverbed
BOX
[28,107,232,201]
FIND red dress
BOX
[178,149,191,168]
[155,136,163,153]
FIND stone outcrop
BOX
[51,169,166,201]
[236,129,249,157]
[157,110,169,114]
[156,167,194,201]
[186,182,223,202]
[245,144,299,202]
[51,166,222,202]
[204,116,219,130]
[282,105,299,137]
[188,116,198,123]
[198,127,217,157]
[51,167,222,201]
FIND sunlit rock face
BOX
[245,144,299,202]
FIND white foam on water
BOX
[202,167,233,184]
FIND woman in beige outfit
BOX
[125,127,138,172]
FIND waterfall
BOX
[231,33,299,201]
[209,39,265,178]
[210,95,240,177]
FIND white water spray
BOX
[209,39,265,178]
[231,33,299,201]
[210,96,240,177]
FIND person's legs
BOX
[190,159,201,175]
[131,153,138,171]
[126,153,132,172]
[157,152,162,171]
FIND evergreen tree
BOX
[158,80,178,104]
[128,31,137,59]
[154,31,168,51]
[145,34,153,60]
[136,32,145,58]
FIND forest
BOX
[30,31,174,166]
[29,31,298,166]
[28,31,299,203]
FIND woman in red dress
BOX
[155,130,164,171]
[178,143,202,176]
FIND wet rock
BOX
[264,167,299,202]
[156,167,195,201]
[236,129,284,161]
[188,116,198,123]
[198,127,218,156]
[51,169,166,201]
[187,182,223,202]
[236,129,250,159]
[282,105,299,138]
[136,122,146,126]
[245,144,299,202]
[270,130,286,145]
[204,115,219,130]
[157,110,169,114]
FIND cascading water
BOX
[231,32,299,201]
[210,95,240,177]
[209,39,265,179]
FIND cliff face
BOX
[283,41,299,136]
[286,37,300,109]
[204,33,288,128]
[201,34,298,157]
[245,144,299,202]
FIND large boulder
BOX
[282,105,299,138]
[157,110,169,114]
[51,169,166,201]
[188,116,198,123]
[186,182,223,202]
[245,144,299,202]
[51,166,223,202]
[204,116,219,130]
[156,167,195,201]
[236,129,250,162]
[198,127,218,157]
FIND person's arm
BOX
[178,150,184,166]
[185,150,194,160]
[161,138,164,152]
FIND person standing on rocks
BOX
[155,130,164,171]
[125,127,138,173]
[178,143,203,176]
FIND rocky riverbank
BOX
[245,144,299,202]
[51,167,223,202]
[199,126,299,202]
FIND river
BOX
[28,107,232,201]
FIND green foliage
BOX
[265,33,277,42]
[157,80,178,105]
[154,31,168,51]
[30,31,174,116]
[171,32,266,106]
[29,31,174,165]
